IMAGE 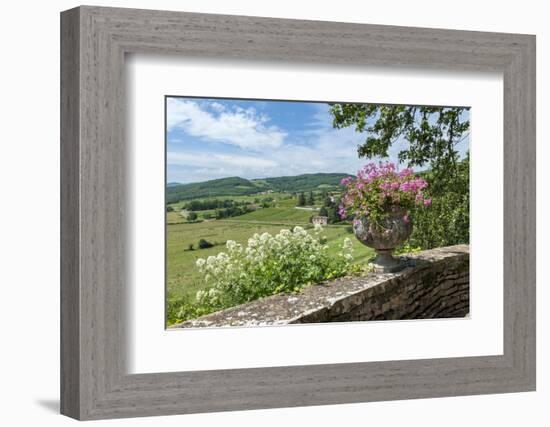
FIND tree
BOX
[329,103,470,248]
[330,104,469,185]
[297,192,306,206]
[324,196,341,224]
[326,206,340,224]
[319,207,328,217]
[307,191,315,205]
[187,211,198,221]
[408,154,470,248]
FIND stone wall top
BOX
[172,244,469,328]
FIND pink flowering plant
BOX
[339,162,431,228]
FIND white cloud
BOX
[167,98,286,150]
[168,152,277,170]
[209,101,226,112]
[166,105,373,183]
[166,100,455,183]
[167,127,368,184]
[214,153,277,169]
[167,151,282,183]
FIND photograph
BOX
[165,96,471,328]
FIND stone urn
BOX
[353,208,413,273]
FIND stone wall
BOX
[172,245,469,328]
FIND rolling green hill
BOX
[166,176,267,203]
[255,173,349,192]
[167,173,350,203]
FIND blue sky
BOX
[166,97,469,184]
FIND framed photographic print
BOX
[61,5,536,420]
[164,96,471,330]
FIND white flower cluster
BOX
[194,226,353,310]
[342,237,353,261]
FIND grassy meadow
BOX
[166,190,374,305]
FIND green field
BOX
[167,204,375,302]
[228,206,314,224]
[166,174,374,318]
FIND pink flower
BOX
[379,182,391,191]
[338,206,347,219]
[367,170,379,181]
[399,168,413,178]
[340,177,352,186]
[339,161,431,222]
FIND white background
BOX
[128,57,503,373]
[0,0,547,426]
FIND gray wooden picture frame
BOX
[60,5,536,420]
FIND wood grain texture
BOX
[60,5,536,420]
[60,7,80,419]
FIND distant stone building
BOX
[311,215,328,226]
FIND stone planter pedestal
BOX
[353,209,413,273]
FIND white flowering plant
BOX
[169,225,354,321]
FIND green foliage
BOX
[184,198,245,211]
[187,211,198,221]
[407,155,470,249]
[166,299,212,326]
[319,195,340,224]
[307,191,315,205]
[261,196,274,208]
[166,205,174,212]
[330,104,469,178]
[329,103,470,249]
[168,227,354,324]
[167,176,260,203]
[166,216,375,326]
[261,173,350,192]
[297,192,306,206]
[395,243,422,255]
[214,205,252,219]
[326,204,341,224]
